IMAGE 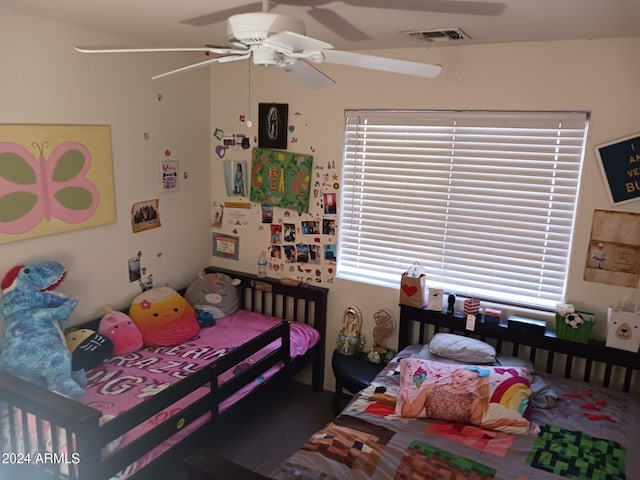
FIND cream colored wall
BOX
[210,37,640,389]
[0,8,212,324]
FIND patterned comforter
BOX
[273,350,640,480]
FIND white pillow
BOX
[429,333,496,364]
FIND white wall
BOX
[209,37,640,388]
[0,8,212,323]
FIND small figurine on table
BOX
[368,308,396,364]
[447,294,456,315]
[336,306,362,356]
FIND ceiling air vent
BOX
[405,28,470,42]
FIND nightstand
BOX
[331,349,386,415]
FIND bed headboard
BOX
[204,267,328,390]
[399,305,640,393]
[204,267,328,332]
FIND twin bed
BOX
[0,268,328,480]
[269,305,640,479]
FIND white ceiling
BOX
[2,0,640,51]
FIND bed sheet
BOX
[273,353,640,480]
[81,309,318,415]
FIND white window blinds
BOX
[338,110,589,310]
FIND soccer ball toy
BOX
[564,312,585,329]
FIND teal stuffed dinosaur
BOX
[0,261,86,397]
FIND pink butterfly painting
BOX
[0,141,100,234]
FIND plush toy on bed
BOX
[129,286,200,346]
[65,328,113,371]
[98,306,143,355]
[0,261,86,397]
[184,271,241,326]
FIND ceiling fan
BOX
[75,0,444,88]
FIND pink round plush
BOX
[98,307,143,355]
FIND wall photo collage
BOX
[212,108,339,285]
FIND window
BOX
[338,110,589,310]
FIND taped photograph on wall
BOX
[131,199,161,233]
[584,209,640,288]
[223,159,248,197]
[0,123,116,244]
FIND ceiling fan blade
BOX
[76,46,216,54]
[180,3,264,26]
[75,45,248,56]
[152,53,251,80]
[320,50,442,78]
[282,60,335,89]
[340,0,506,16]
[307,7,371,42]
[263,31,333,53]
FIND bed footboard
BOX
[0,371,102,480]
[399,305,640,393]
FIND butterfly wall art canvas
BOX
[0,124,116,244]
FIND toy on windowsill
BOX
[367,308,396,364]
[0,261,86,397]
[336,305,363,356]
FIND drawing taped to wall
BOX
[0,123,116,244]
[211,202,224,227]
[258,103,288,149]
[160,160,179,192]
[212,233,240,260]
[250,148,313,212]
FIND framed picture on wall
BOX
[258,103,288,149]
[596,133,640,205]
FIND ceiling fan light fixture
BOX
[252,46,281,66]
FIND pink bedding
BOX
[79,309,319,477]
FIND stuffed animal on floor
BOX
[184,271,241,326]
[0,261,86,397]
[98,306,143,355]
[129,286,200,346]
[65,328,113,371]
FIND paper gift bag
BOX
[399,263,426,308]
[606,299,640,352]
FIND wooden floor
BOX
[168,381,336,479]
